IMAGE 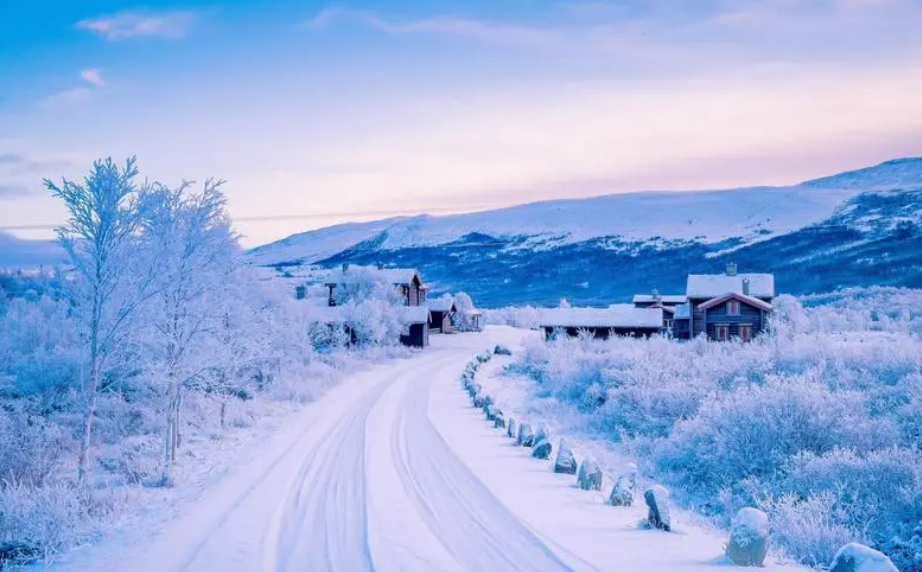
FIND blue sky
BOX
[2,0,922,246]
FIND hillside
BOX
[254,158,916,305]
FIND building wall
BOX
[702,299,765,341]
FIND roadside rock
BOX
[577,457,603,491]
[829,543,898,572]
[494,344,513,356]
[608,473,634,507]
[532,438,553,459]
[644,485,671,531]
[554,439,578,474]
[726,508,769,567]
[507,417,517,438]
[517,422,536,447]
[535,422,550,444]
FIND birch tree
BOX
[44,157,153,482]
[139,179,239,486]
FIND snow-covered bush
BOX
[512,288,922,569]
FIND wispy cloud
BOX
[76,9,196,41]
[80,68,105,87]
[39,69,106,109]
[305,7,555,46]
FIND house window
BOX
[664,319,674,329]
[739,324,753,342]
[716,325,729,341]
[728,300,741,316]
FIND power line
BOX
[0,204,496,233]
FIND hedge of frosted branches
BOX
[513,291,922,570]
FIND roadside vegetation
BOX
[0,158,409,567]
[509,289,922,571]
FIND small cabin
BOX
[428,298,457,334]
[398,306,430,348]
[539,306,664,340]
[324,264,428,307]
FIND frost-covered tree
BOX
[137,179,240,486]
[44,157,155,482]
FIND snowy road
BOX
[53,327,803,572]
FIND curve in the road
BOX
[390,355,603,572]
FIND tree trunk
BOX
[77,338,101,483]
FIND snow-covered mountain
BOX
[252,157,920,305]
[0,232,64,269]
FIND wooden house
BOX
[539,306,664,340]
[427,298,457,334]
[324,264,428,307]
[672,263,774,341]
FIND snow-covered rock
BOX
[535,422,550,444]
[577,457,603,491]
[829,543,898,572]
[644,485,671,531]
[473,392,486,408]
[532,438,553,460]
[485,403,497,422]
[467,382,481,398]
[493,410,506,429]
[507,417,517,439]
[482,395,494,413]
[726,508,769,567]
[494,344,513,356]
[516,423,536,447]
[554,439,578,474]
[608,474,634,507]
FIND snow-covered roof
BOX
[397,306,430,324]
[539,305,663,329]
[686,273,774,299]
[632,294,688,304]
[427,298,456,313]
[324,266,423,286]
[698,292,773,312]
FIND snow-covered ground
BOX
[47,327,807,572]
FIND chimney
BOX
[651,288,661,301]
[742,278,751,296]
[726,261,738,276]
[342,262,350,273]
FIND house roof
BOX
[539,305,664,329]
[427,298,457,313]
[698,292,773,312]
[397,306,430,324]
[324,266,423,287]
[632,294,688,304]
[686,273,774,299]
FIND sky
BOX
[1,0,922,247]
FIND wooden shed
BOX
[427,298,457,334]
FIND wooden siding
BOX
[702,299,765,341]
